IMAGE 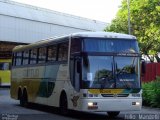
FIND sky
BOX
[12,0,122,23]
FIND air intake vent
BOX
[101,94,129,97]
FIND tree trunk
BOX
[146,54,154,62]
[155,54,160,62]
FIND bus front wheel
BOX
[107,111,120,117]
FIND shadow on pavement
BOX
[17,103,124,120]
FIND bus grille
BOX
[101,94,129,97]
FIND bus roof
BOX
[71,32,136,39]
[13,32,137,52]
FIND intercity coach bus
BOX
[10,32,142,117]
[0,59,11,86]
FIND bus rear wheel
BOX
[20,90,28,107]
[107,111,120,117]
[59,92,68,115]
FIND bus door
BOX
[74,56,81,92]
[70,55,81,92]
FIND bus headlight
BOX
[88,102,93,106]
[132,102,140,106]
[88,102,98,109]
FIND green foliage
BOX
[142,77,160,107]
[104,0,160,62]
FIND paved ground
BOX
[0,88,160,120]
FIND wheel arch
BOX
[60,90,67,99]
[22,87,28,99]
[59,90,68,105]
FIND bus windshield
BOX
[82,55,140,89]
[0,62,10,70]
[81,38,140,89]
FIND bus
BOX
[0,59,11,86]
[10,32,142,117]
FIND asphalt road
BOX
[0,88,160,120]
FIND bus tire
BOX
[20,89,28,107]
[18,88,22,100]
[19,89,23,106]
[20,93,24,106]
[59,92,68,115]
[107,111,120,117]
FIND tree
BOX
[105,0,160,62]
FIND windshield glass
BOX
[82,56,140,89]
[0,62,10,70]
[114,57,140,88]
[83,38,139,53]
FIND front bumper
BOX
[79,98,142,112]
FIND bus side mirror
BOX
[77,61,81,73]
[141,61,146,74]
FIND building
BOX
[0,0,107,86]
[0,0,106,43]
[0,0,107,57]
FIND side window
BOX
[30,49,37,64]
[58,42,68,61]
[38,47,46,63]
[23,51,29,65]
[47,45,57,62]
[16,52,22,66]
[71,38,81,54]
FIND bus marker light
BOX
[83,93,98,98]
[94,94,98,97]
[89,94,93,97]
[83,93,87,97]
[131,93,140,97]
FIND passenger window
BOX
[30,49,37,64]
[47,45,57,61]
[58,42,68,61]
[16,52,22,66]
[23,51,29,65]
[71,38,81,54]
[38,47,46,63]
